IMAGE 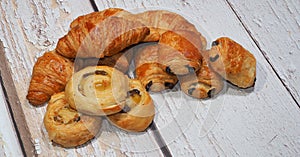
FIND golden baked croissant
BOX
[207,37,256,88]
[180,59,224,99]
[44,92,101,148]
[134,43,178,92]
[26,51,73,106]
[69,8,126,28]
[134,10,207,47]
[65,66,129,116]
[108,79,155,132]
[158,30,204,75]
[56,14,150,58]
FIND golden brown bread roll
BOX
[180,59,224,99]
[56,15,150,59]
[134,10,207,47]
[134,43,178,92]
[108,79,155,132]
[158,30,204,75]
[207,37,256,88]
[44,92,101,148]
[26,51,73,106]
[65,66,129,116]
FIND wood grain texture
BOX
[0,0,162,156]
[227,0,300,103]
[94,0,300,156]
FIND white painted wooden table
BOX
[0,0,299,156]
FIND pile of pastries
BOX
[27,8,256,148]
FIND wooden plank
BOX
[226,0,300,103]
[0,0,162,156]
[94,0,300,156]
[0,41,33,156]
[0,76,23,156]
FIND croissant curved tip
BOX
[26,91,49,106]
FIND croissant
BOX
[135,10,207,47]
[207,37,256,88]
[65,66,129,116]
[69,8,126,28]
[26,51,73,106]
[56,14,150,58]
[134,43,178,92]
[44,92,102,148]
[180,59,224,99]
[107,79,155,132]
[158,30,204,75]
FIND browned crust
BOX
[208,37,256,88]
[26,51,73,106]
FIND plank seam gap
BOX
[149,122,172,157]
[0,72,27,156]
[225,0,300,108]
[89,0,99,12]
[88,1,173,156]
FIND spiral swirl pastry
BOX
[108,79,155,132]
[43,92,101,148]
[65,66,129,116]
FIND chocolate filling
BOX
[188,87,196,95]
[209,54,219,62]
[212,40,219,46]
[164,82,175,89]
[145,81,153,91]
[74,116,81,122]
[207,88,216,98]
[128,89,140,97]
[166,66,173,75]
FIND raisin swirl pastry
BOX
[207,37,256,88]
[27,51,73,106]
[56,12,150,58]
[65,66,129,116]
[44,92,101,148]
[180,59,224,99]
[108,79,155,132]
[135,43,178,92]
